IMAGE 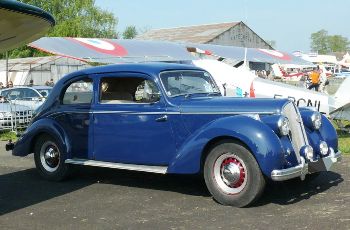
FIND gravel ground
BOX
[0,141,349,230]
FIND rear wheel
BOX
[34,135,70,181]
[204,140,265,207]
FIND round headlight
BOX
[311,112,322,130]
[301,145,314,161]
[319,141,329,156]
[277,116,290,136]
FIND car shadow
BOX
[0,168,93,216]
[73,165,210,197]
[0,167,343,215]
[254,171,344,207]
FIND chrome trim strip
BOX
[49,111,275,115]
[65,158,168,174]
[180,111,275,115]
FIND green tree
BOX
[1,0,118,58]
[310,29,330,54]
[328,35,349,52]
[122,26,138,39]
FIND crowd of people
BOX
[0,81,13,89]
[0,78,55,89]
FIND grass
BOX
[338,133,350,154]
[0,131,17,142]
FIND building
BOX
[0,56,90,86]
[136,21,273,49]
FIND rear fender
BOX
[13,118,70,157]
[167,115,285,177]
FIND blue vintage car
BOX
[7,63,341,207]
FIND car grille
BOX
[282,102,309,163]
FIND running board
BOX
[65,158,167,174]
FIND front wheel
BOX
[34,135,70,181]
[204,140,265,207]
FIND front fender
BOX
[167,115,285,177]
[13,118,71,157]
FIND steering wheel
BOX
[168,87,181,95]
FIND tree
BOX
[1,0,118,58]
[328,35,349,53]
[310,30,349,54]
[122,26,138,39]
[310,29,330,54]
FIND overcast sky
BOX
[95,0,350,53]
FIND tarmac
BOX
[0,141,349,230]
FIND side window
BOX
[63,78,93,105]
[0,90,9,98]
[100,77,160,104]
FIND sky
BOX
[95,0,350,53]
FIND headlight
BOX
[311,112,322,130]
[319,141,329,156]
[301,145,314,161]
[277,116,290,136]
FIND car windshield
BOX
[160,70,220,97]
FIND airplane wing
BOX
[0,0,55,53]
[188,43,312,65]
[28,37,312,66]
[29,38,196,63]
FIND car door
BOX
[92,73,177,166]
[54,77,94,159]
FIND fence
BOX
[0,100,34,133]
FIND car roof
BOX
[32,86,53,90]
[62,62,205,80]
[0,86,52,91]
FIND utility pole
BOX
[5,51,9,85]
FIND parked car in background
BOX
[7,63,341,207]
[0,86,52,110]
[0,96,33,131]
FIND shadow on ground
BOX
[0,166,343,215]
[255,171,343,206]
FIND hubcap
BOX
[213,153,247,194]
[40,141,60,172]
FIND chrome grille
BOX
[282,102,309,163]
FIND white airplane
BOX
[25,37,350,122]
[192,58,350,121]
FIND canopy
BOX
[0,0,55,53]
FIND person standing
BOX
[318,69,328,93]
[308,67,320,91]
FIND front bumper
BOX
[271,149,342,181]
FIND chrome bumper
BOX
[271,149,342,181]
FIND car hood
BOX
[178,97,289,115]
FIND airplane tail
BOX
[330,77,350,121]
[332,77,350,109]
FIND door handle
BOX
[155,115,168,122]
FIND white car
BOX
[0,86,52,110]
